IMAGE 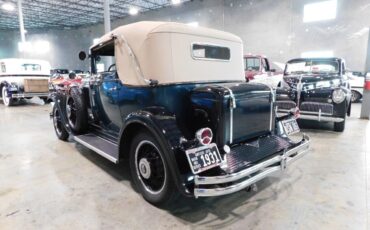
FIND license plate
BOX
[281,118,300,135]
[185,143,222,174]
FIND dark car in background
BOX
[276,57,351,132]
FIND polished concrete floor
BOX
[0,98,369,229]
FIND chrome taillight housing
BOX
[196,128,213,145]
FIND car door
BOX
[92,72,123,132]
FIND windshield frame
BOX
[284,59,341,75]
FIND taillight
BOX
[196,128,213,145]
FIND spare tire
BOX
[66,87,88,134]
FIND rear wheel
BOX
[351,90,362,103]
[129,131,176,206]
[2,87,14,106]
[66,87,88,134]
[53,104,69,141]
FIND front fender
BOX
[119,106,191,196]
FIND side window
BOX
[192,43,230,61]
[0,63,5,73]
[245,58,260,71]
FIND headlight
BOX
[332,88,346,104]
[8,84,18,91]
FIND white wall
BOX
[0,0,369,71]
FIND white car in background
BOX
[0,58,51,106]
[347,71,365,103]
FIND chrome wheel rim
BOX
[2,87,9,106]
[66,97,77,128]
[53,107,63,136]
[351,91,359,102]
[135,140,166,195]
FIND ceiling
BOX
[0,0,190,30]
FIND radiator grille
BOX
[275,101,297,110]
[300,102,333,114]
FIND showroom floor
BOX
[0,99,368,230]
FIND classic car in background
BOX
[50,68,69,78]
[244,54,283,88]
[347,71,365,103]
[0,58,51,106]
[50,21,310,206]
[276,57,351,132]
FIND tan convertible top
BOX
[92,21,244,86]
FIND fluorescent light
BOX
[303,0,337,23]
[18,42,32,52]
[18,40,50,54]
[34,41,50,54]
[172,0,181,5]
[301,50,334,58]
[129,7,138,15]
[187,22,199,27]
[2,2,15,11]
[93,38,100,45]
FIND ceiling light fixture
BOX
[129,7,138,15]
[2,2,15,11]
[172,0,181,5]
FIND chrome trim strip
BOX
[277,111,344,122]
[74,136,118,163]
[194,136,310,197]
[268,86,275,131]
[222,86,236,144]
[11,92,49,98]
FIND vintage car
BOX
[276,57,351,132]
[0,58,51,106]
[50,21,310,205]
[244,54,283,88]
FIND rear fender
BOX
[119,107,191,196]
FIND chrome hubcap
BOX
[138,158,151,179]
[135,140,166,195]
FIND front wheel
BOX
[53,104,69,141]
[66,87,88,134]
[2,87,15,106]
[334,116,346,132]
[129,131,176,206]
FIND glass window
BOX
[192,44,230,60]
[21,64,41,72]
[286,60,339,75]
[244,57,260,71]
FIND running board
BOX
[74,134,119,163]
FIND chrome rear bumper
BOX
[193,134,310,197]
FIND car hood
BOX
[283,74,343,90]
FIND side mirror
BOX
[270,69,276,72]
[79,51,87,61]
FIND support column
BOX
[104,0,111,34]
[17,0,26,43]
